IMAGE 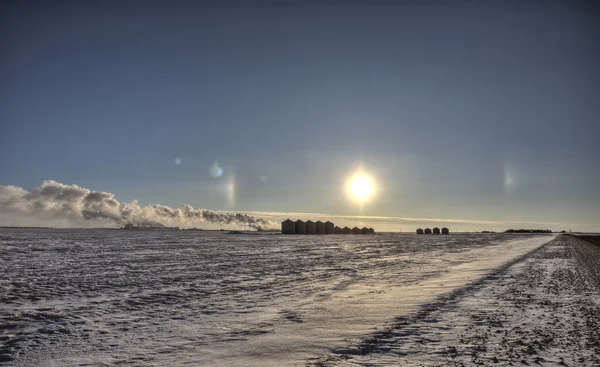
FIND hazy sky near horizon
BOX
[1,0,599,230]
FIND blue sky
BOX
[1,0,598,231]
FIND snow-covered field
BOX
[316,235,600,367]
[0,230,554,366]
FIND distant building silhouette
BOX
[306,220,316,234]
[282,219,295,234]
[281,219,373,235]
[442,227,449,235]
[424,228,432,234]
[433,227,440,235]
[315,220,325,234]
[416,228,424,234]
[295,220,306,234]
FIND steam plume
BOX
[0,180,274,230]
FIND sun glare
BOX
[347,173,375,203]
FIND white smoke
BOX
[0,180,275,230]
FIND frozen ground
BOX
[316,234,600,367]
[0,229,552,366]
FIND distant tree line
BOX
[503,229,553,233]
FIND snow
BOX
[0,229,553,366]
[315,235,600,366]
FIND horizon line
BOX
[237,210,581,228]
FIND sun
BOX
[346,173,375,203]
[351,176,372,201]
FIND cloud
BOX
[0,181,579,231]
[0,180,275,230]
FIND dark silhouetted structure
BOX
[424,228,432,234]
[433,227,440,235]
[305,220,316,234]
[295,220,306,234]
[504,229,552,233]
[281,219,373,235]
[442,227,449,235]
[325,221,334,234]
[416,228,424,234]
[315,220,325,234]
[282,219,295,234]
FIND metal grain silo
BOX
[342,226,352,234]
[351,227,361,235]
[360,227,369,234]
[315,220,325,234]
[305,220,316,234]
[334,226,342,234]
[325,221,334,234]
[281,219,295,234]
[442,227,449,235]
[295,220,306,234]
[433,227,440,235]
[424,228,432,234]
[416,228,424,234]
[368,228,375,234]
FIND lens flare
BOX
[209,161,224,178]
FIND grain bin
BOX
[305,220,316,234]
[325,221,335,234]
[315,220,325,234]
[295,220,306,234]
[281,219,295,234]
